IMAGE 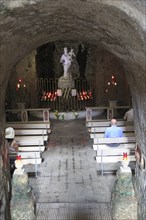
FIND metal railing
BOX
[37,77,96,111]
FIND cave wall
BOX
[0,0,145,219]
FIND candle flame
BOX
[123,152,128,160]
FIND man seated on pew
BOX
[104,119,124,147]
[123,108,133,121]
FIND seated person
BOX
[5,127,18,172]
[104,119,124,147]
[123,108,133,121]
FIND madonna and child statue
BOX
[58,47,75,89]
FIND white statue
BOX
[60,47,75,78]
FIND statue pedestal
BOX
[111,168,137,220]
[10,171,35,220]
[58,76,75,89]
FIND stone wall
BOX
[6,50,38,109]
[0,131,11,220]
[135,164,146,219]
[94,48,130,106]
[0,1,146,219]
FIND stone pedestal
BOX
[111,167,137,220]
[58,76,75,89]
[10,172,35,220]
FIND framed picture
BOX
[107,108,113,120]
[57,89,62,96]
[86,108,92,121]
[43,110,49,122]
[21,110,28,122]
[71,89,77,96]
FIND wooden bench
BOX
[90,126,135,139]
[9,151,42,165]
[15,135,48,142]
[18,151,41,159]
[6,122,51,133]
[86,120,133,128]
[19,158,42,165]
[6,122,49,166]
[93,136,136,150]
[89,126,134,133]
[15,129,48,136]
[18,146,45,152]
[90,132,135,139]
[15,139,44,146]
[95,137,136,175]
[13,146,43,165]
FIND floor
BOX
[27,119,117,220]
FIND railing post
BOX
[35,152,38,179]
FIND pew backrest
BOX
[86,120,134,128]
[93,136,135,145]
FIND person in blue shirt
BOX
[104,119,123,138]
[104,119,123,147]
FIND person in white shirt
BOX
[124,108,133,121]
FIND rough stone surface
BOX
[135,163,146,220]
[0,1,146,219]
[10,173,35,220]
[111,168,137,220]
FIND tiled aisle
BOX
[28,120,116,220]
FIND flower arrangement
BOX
[54,110,60,119]
[61,113,65,120]
[73,112,79,119]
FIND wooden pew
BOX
[20,158,42,165]
[15,129,48,136]
[9,151,42,165]
[90,132,135,139]
[18,151,41,159]
[95,137,136,175]
[93,136,135,150]
[6,122,50,166]
[18,146,45,152]
[15,135,48,142]
[6,122,51,133]
[6,123,49,166]
[89,126,134,133]
[15,139,44,146]
[86,120,133,128]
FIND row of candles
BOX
[41,90,93,101]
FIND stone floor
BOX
[27,119,117,220]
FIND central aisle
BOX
[29,119,116,220]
